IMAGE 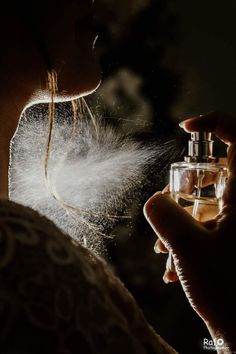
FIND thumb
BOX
[143,192,206,257]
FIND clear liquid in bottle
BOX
[170,163,227,222]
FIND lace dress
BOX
[0,200,176,354]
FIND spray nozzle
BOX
[185,131,216,162]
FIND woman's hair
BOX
[45,71,112,246]
[45,70,57,184]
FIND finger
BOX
[154,239,168,254]
[166,250,175,272]
[162,184,170,194]
[222,142,236,206]
[179,111,236,144]
[163,270,179,284]
[201,219,217,230]
[143,192,207,256]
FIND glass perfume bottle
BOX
[166,131,228,273]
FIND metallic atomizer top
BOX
[184,132,216,163]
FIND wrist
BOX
[206,321,236,353]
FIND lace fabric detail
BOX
[0,200,176,354]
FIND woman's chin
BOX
[28,78,101,106]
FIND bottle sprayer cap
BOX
[185,131,216,162]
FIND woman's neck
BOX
[0,138,10,199]
[0,90,29,199]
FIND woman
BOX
[0,0,100,198]
[0,1,235,353]
[0,1,175,353]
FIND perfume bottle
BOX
[166,131,228,273]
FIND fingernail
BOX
[179,118,195,132]
[154,243,161,253]
[163,271,170,284]
[179,114,203,129]
[143,201,155,220]
[179,121,185,129]
[143,192,162,220]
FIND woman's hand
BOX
[143,112,236,352]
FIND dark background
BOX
[88,1,236,353]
